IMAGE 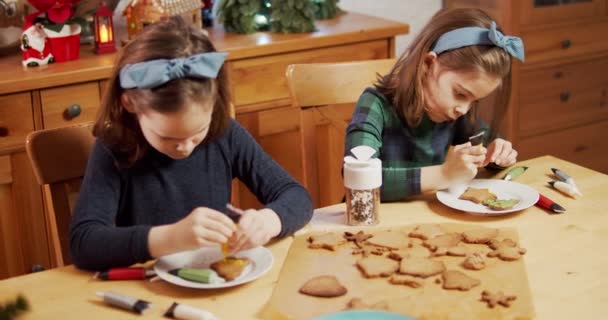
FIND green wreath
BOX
[314,0,343,20]
[216,0,343,34]
[0,295,29,320]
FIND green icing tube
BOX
[502,166,528,181]
[170,268,225,284]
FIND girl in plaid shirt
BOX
[345,8,524,201]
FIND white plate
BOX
[436,179,539,216]
[154,246,274,289]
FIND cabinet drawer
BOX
[519,0,606,27]
[522,21,608,64]
[40,82,100,129]
[0,93,34,151]
[229,40,388,107]
[519,59,608,137]
[518,121,608,174]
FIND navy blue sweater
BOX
[69,120,313,270]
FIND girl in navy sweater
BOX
[70,17,313,270]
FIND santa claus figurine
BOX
[20,21,54,67]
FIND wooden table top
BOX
[0,155,606,319]
[0,12,409,95]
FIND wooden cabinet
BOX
[0,93,34,152]
[518,121,608,173]
[40,82,101,129]
[0,94,50,277]
[0,12,408,278]
[446,0,608,174]
[229,40,389,106]
[0,152,49,278]
[301,103,354,207]
[235,106,305,209]
[519,0,606,25]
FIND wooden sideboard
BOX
[445,0,608,174]
[0,12,409,279]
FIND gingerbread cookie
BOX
[488,246,527,261]
[344,230,373,248]
[388,246,431,261]
[483,199,519,210]
[480,290,517,308]
[487,238,526,261]
[356,256,399,278]
[308,232,347,251]
[488,238,518,250]
[423,233,462,255]
[441,270,480,291]
[365,230,411,250]
[444,246,470,257]
[459,188,497,204]
[462,252,486,270]
[408,224,445,240]
[389,274,424,288]
[399,257,446,278]
[210,257,251,281]
[462,228,499,244]
[352,245,387,257]
[299,275,347,298]
[345,298,389,311]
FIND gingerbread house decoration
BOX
[115,0,202,39]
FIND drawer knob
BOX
[560,91,571,102]
[574,145,588,153]
[63,104,82,120]
[553,71,563,79]
[31,264,45,273]
[0,126,8,137]
[561,39,572,49]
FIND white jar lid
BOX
[344,146,382,190]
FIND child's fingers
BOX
[453,142,472,153]
[237,209,259,230]
[500,149,518,167]
[467,145,487,156]
[193,225,229,245]
[230,232,249,254]
[494,142,514,166]
[461,153,485,166]
[198,218,235,238]
[203,209,237,232]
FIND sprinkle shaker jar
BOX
[344,146,382,226]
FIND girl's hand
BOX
[442,142,486,185]
[484,138,518,167]
[229,209,282,253]
[176,207,236,250]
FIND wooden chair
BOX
[286,59,395,208]
[25,124,95,267]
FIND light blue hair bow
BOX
[119,52,228,89]
[431,22,525,62]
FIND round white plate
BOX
[436,179,539,216]
[154,246,274,289]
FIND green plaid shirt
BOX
[345,88,484,202]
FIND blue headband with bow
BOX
[431,22,525,62]
[119,52,228,89]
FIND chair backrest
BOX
[286,59,395,207]
[25,123,95,267]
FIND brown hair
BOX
[375,8,512,140]
[94,16,231,167]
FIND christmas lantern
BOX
[94,1,116,54]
